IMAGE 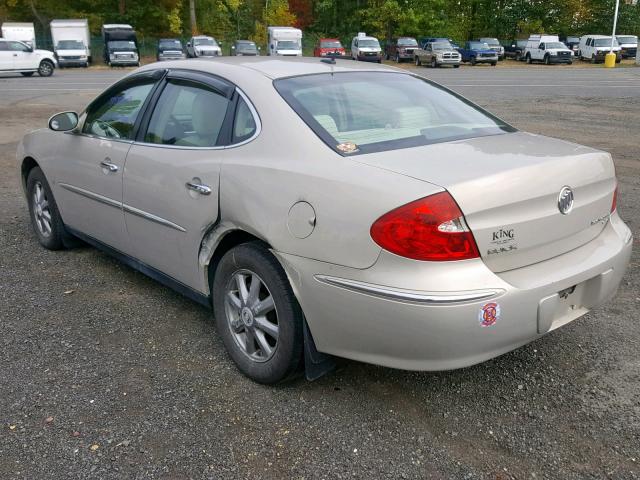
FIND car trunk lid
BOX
[356,132,616,273]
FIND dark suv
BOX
[156,38,185,61]
[385,37,419,62]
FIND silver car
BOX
[18,58,633,384]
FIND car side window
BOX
[83,80,155,140]
[232,96,257,144]
[8,41,29,52]
[144,79,230,147]
[0,42,9,51]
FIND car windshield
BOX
[431,42,451,50]
[321,40,342,48]
[159,40,182,49]
[358,39,380,48]
[469,42,489,49]
[397,38,418,46]
[194,38,217,46]
[481,38,499,46]
[275,72,515,156]
[277,40,300,49]
[546,42,566,49]
[57,40,84,50]
[617,36,637,44]
[108,41,136,50]
[237,41,256,50]
[594,38,618,47]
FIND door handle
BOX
[100,159,119,173]
[13,53,18,57]
[186,181,212,195]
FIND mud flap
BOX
[303,318,336,381]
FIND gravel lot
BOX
[1,65,639,479]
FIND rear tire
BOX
[544,54,550,65]
[415,56,421,66]
[515,52,521,61]
[470,57,477,66]
[212,242,304,384]
[526,53,532,64]
[26,167,66,250]
[38,60,54,77]
[21,72,35,77]
[491,62,497,66]
[591,54,596,64]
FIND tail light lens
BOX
[370,192,480,261]
[611,184,618,213]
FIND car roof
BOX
[585,35,612,39]
[354,36,378,41]
[138,57,401,81]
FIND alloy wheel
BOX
[224,269,279,362]
[32,181,52,237]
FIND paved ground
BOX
[1,65,639,479]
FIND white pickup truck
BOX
[524,35,573,65]
[0,38,57,76]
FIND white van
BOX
[267,27,302,56]
[579,35,621,63]
[524,34,573,64]
[351,33,382,63]
[616,35,637,59]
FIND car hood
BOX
[354,132,616,272]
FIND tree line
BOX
[2,0,639,45]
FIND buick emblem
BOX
[558,186,574,215]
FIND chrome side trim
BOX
[122,203,187,232]
[58,183,122,209]
[58,183,186,233]
[314,275,504,305]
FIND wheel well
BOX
[21,157,39,189]
[206,229,268,295]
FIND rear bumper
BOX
[276,214,632,371]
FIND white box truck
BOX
[50,19,90,67]
[1,22,36,48]
[267,26,302,56]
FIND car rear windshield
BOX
[274,72,515,156]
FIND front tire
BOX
[395,53,400,63]
[431,58,437,68]
[470,57,477,66]
[415,56,421,66]
[544,54,550,65]
[526,54,532,64]
[212,242,304,384]
[38,60,54,77]
[26,167,65,250]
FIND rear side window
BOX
[144,80,230,147]
[232,97,257,144]
[274,72,515,156]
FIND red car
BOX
[314,38,346,57]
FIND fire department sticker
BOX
[478,302,500,328]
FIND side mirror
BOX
[26,45,34,53]
[49,112,78,132]
[186,42,191,47]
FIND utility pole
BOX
[611,0,620,49]
[190,0,197,35]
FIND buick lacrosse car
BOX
[18,58,632,384]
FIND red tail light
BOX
[611,184,618,213]
[370,192,480,261]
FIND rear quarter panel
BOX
[221,74,442,270]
